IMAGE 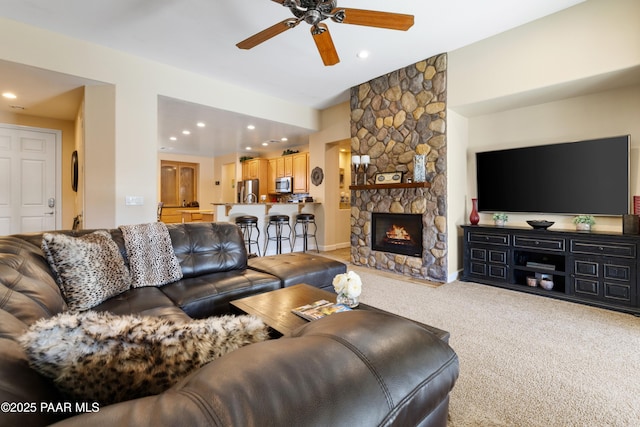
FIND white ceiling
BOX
[0,0,586,157]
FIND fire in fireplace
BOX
[371,213,423,257]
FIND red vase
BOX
[469,198,480,225]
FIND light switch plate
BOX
[125,196,144,206]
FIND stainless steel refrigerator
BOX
[237,179,259,203]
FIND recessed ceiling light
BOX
[356,50,370,59]
[247,125,255,130]
[182,130,191,135]
[262,142,269,146]
[281,137,288,142]
[169,136,177,141]
[2,92,17,99]
[246,146,252,150]
[196,122,205,128]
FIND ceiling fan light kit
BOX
[236,0,414,66]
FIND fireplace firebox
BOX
[371,213,423,257]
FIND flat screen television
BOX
[476,135,630,215]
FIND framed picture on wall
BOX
[71,150,78,192]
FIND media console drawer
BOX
[570,239,636,258]
[467,231,509,246]
[514,235,565,252]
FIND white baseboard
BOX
[320,242,351,252]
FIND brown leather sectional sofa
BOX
[0,222,458,426]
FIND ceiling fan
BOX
[236,0,414,66]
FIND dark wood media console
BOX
[461,225,640,315]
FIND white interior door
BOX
[0,125,59,235]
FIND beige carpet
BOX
[341,263,640,426]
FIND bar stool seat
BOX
[263,215,292,255]
[235,215,261,256]
[293,213,319,253]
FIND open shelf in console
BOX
[512,249,566,294]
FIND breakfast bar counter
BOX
[211,202,321,255]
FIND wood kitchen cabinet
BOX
[268,152,309,193]
[275,156,293,178]
[267,159,276,194]
[160,160,198,207]
[241,158,268,181]
[292,152,308,193]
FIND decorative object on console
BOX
[469,198,480,225]
[634,195,640,215]
[19,311,268,405]
[526,276,537,287]
[311,166,324,186]
[623,214,640,235]
[492,213,508,227]
[375,172,403,184]
[572,215,595,231]
[413,154,426,182]
[526,220,554,230]
[539,278,554,290]
[332,270,362,308]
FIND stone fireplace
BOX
[371,213,423,257]
[350,54,447,281]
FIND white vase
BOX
[576,223,591,231]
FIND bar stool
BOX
[293,213,319,253]
[263,215,292,255]
[235,215,261,256]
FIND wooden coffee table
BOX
[230,283,449,341]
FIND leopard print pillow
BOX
[41,231,131,311]
[20,311,269,405]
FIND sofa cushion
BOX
[41,231,131,311]
[91,286,192,323]
[19,310,269,405]
[248,252,347,291]
[166,223,248,278]
[160,269,281,318]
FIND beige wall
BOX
[0,16,319,227]
[309,102,351,251]
[448,0,640,111]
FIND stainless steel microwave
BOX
[275,176,293,193]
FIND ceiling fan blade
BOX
[311,24,340,66]
[335,8,414,31]
[271,0,285,3]
[236,19,298,50]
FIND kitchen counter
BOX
[212,202,320,217]
[211,202,321,256]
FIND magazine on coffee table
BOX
[291,299,352,321]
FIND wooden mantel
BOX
[349,182,431,190]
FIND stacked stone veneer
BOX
[350,53,447,281]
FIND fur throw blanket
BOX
[119,222,183,287]
[19,311,269,405]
